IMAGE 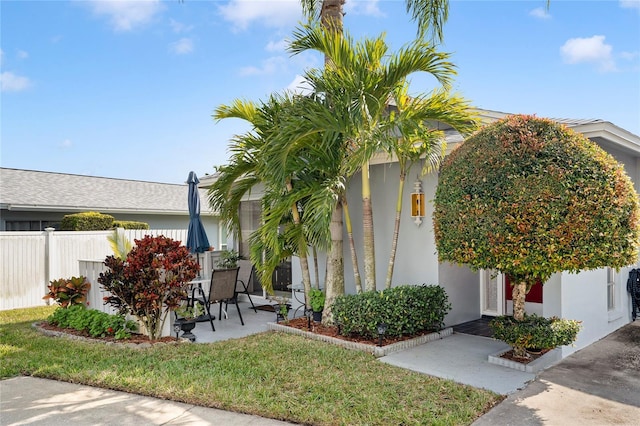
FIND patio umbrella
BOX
[185,171,210,254]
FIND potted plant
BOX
[309,288,325,322]
[490,314,582,359]
[216,249,241,269]
[272,295,291,323]
[174,302,205,342]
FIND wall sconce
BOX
[411,179,425,227]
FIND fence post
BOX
[44,227,56,302]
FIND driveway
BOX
[472,320,640,425]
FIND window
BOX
[607,268,616,311]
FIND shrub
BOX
[60,211,115,230]
[43,276,90,308]
[97,235,199,340]
[113,220,149,229]
[489,314,582,352]
[47,305,137,339]
[332,285,451,339]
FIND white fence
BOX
[0,229,188,311]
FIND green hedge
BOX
[113,220,149,230]
[60,212,114,231]
[332,285,451,339]
[490,314,582,350]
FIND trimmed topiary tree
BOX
[434,115,639,354]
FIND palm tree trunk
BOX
[313,246,320,290]
[323,201,345,325]
[286,180,313,307]
[362,161,376,292]
[342,196,362,293]
[385,171,406,289]
[321,0,345,36]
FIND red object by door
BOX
[504,275,543,303]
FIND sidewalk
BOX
[0,376,296,426]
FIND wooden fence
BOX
[0,229,188,311]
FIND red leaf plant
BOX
[98,235,199,340]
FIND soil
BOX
[36,322,178,345]
[499,348,551,364]
[279,317,436,346]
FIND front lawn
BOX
[1,307,501,425]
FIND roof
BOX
[0,168,215,216]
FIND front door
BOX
[480,269,504,316]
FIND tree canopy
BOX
[434,115,639,289]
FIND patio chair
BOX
[208,267,244,326]
[236,259,258,313]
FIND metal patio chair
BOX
[236,259,258,313]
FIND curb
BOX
[267,322,453,357]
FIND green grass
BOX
[1,307,501,425]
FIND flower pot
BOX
[275,303,291,322]
[312,310,323,322]
[175,318,197,342]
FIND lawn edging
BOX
[267,322,453,357]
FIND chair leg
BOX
[194,286,215,332]
[243,284,257,313]
[234,296,245,325]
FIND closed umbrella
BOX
[186,171,210,254]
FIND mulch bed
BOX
[36,322,178,345]
[279,317,436,346]
[499,348,551,364]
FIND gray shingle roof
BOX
[0,168,213,215]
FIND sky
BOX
[1,0,639,184]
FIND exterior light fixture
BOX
[411,179,425,226]
[304,308,313,330]
[377,322,387,347]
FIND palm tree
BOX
[382,85,478,288]
[289,24,460,291]
[209,95,319,299]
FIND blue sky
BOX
[2,0,639,184]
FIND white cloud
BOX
[85,0,164,32]
[560,35,616,72]
[0,71,32,92]
[620,0,640,11]
[17,50,29,60]
[169,19,193,34]
[620,51,640,61]
[59,139,73,149]
[266,39,287,53]
[344,0,384,17]
[218,0,302,31]
[239,55,287,76]
[286,74,312,95]
[169,38,194,55]
[529,7,551,20]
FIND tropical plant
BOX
[43,276,90,308]
[107,228,132,260]
[288,23,473,294]
[97,235,199,340]
[216,249,241,269]
[47,304,137,340]
[175,301,204,321]
[433,115,639,357]
[309,288,325,312]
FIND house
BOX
[225,108,640,359]
[0,168,222,247]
